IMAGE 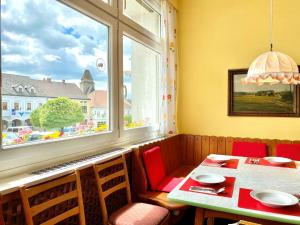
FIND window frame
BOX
[2,101,8,111]
[0,0,163,177]
[118,23,161,141]
[118,0,161,44]
[0,0,120,175]
[87,0,118,16]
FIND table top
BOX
[168,155,300,224]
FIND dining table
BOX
[167,155,300,225]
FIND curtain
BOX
[160,0,178,136]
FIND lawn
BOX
[233,94,293,113]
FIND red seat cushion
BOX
[232,141,267,158]
[143,146,166,190]
[276,144,300,161]
[109,202,169,225]
[156,176,183,192]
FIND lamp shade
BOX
[244,51,300,85]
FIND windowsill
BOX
[0,135,167,195]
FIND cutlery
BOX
[201,162,226,167]
[189,186,226,194]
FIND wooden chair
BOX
[20,170,86,225]
[93,155,169,225]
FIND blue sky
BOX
[1,0,132,90]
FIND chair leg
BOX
[194,208,205,225]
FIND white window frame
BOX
[118,0,161,44]
[26,102,32,111]
[0,0,119,176]
[118,23,161,142]
[87,0,118,16]
[0,0,163,178]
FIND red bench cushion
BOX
[276,144,300,161]
[143,146,166,190]
[232,141,267,158]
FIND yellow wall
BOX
[169,0,178,9]
[177,0,300,140]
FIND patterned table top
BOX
[168,155,300,224]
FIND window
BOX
[2,102,8,111]
[27,102,32,111]
[123,35,159,129]
[82,106,87,113]
[1,0,110,147]
[14,102,20,111]
[122,0,161,37]
[0,0,161,175]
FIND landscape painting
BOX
[228,69,300,117]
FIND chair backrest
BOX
[93,155,131,225]
[232,141,267,158]
[142,146,167,191]
[20,170,86,225]
[276,143,300,161]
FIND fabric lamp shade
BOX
[244,51,300,85]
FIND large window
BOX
[0,0,161,174]
[123,36,159,129]
[1,0,110,146]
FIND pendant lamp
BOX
[244,0,300,85]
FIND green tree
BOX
[32,97,84,131]
[30,107,41,127]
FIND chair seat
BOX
[109,202,169,225]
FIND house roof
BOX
[2,73,88,100]
[88,90,132,109]
[88,90,107,108]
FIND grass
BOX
[233,94,293,113]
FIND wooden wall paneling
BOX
[262,139,273,156]
[292,140,300,144]
[201,136,210,161]
[194,136,202,165]
[180,134,188,164]
[225,137,234,155]
[217,137,226,155]
[186,135,195,165]
[174,135,183,168]
[209,136,218,156]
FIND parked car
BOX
[6,126,33,133]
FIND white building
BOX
[2,73,90,130]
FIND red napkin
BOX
[180,176,235,198]
[202,158,239,169]
[245,158,296,169]
[238,188,300,217]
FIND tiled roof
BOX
[2,73,88,100]
[88,90,107,108]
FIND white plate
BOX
[207,154,231,163]
[250,190,299,208]
[191,173,225,185]
[264,157,292,165]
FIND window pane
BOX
[123,36,159,129]
[123,0,160,37]
[1,0,110,147]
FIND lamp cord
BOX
[270,0,273,51]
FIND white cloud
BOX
[44,54,62,62]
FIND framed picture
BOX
[228,68,300,117]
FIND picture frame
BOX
[228,68,300,117]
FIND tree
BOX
[30,107,41,127]
[31,97,84,131]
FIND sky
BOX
[1,0,132,91]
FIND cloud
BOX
[1,0,110,86]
